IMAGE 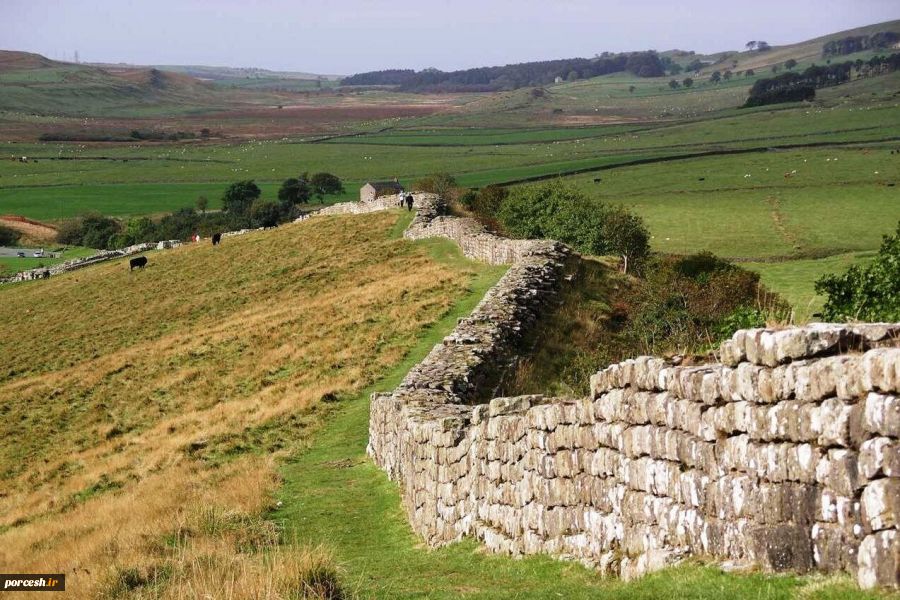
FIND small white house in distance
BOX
[360,180,403,202]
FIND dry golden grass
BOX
[0,211,475,598]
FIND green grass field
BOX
[556,147,900,260]
[0,182,354,221]
[746,251,878,322]
[2,79,898,317]
[0,246,95,276]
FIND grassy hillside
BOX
[0,53,238,117]
[0,211,500,598]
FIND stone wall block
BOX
[861,478,900,531]
[863,393,900,437]
[857,530,899,589]
[859,437,899,480]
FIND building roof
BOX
[364,180,404,192]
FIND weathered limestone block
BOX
[857,530,899,589]
[859,437,900,480]
[816,398,853,447]
[861,478,900,531]
[863,392,900,437]
[812,523,862,573]
[817,449,864,498]
[862,348,900,393]
[750,524,815,572]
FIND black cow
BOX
[129,256,148,271]
[593,177,602,183]
[212,233,222,246]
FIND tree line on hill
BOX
[341,51,667,92]
[57,172,344,250]
[744,51,900,107]
[822,32,899,57]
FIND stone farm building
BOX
[360,180,403,202]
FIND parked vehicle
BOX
[16,251,25,258]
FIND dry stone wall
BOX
[361,195,899,590]
[0,226,269,285]
[371,320,900,589]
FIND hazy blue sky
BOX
[4,0,899,75]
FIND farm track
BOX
[765,195,804,252]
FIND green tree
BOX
[196,195,209,214]
[222,180,261,216]
[682,77,694,88]
[601,208,650,274]
[78,213,122,249]
[124,217,158,244]
[668,79,681,89]
[710,70,722,84]
[56,219,84,246]
[668,63,684,75]
[413,173,458,198]
[745,68,755,77]
[250,199,281,228]
[278,177,311,206]
[815,222,900,321]
[497,181,648,260]
[685,59,704,72]
[784,59,798,70]
[0,224,20,246]
[472,185,508,217]
[723,70,733,81]
[309,172,344,198]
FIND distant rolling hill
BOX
[341,19,900,90]
[140,64,342,82]
[696,19,900,74]
[0,50,275,117]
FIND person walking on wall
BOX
[405,194,414,211]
